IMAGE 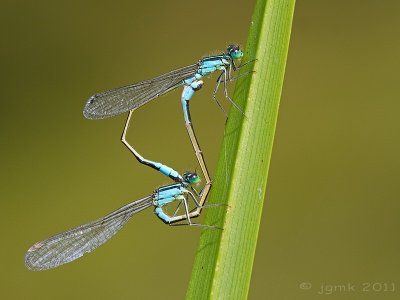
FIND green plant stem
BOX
[186,0,296,299]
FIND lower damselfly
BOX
[25,171,213,271]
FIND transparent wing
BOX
[83,63,199,119]
[25,195,153,271]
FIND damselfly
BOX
[25,171,211,271]
[83,44,245,119]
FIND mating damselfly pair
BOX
[25,44,250,271]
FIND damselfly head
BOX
[183,171,201,185]
[227,44,243,59]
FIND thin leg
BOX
[182,198,192,225]
[228,63,233,81]
[121,110,184,183]
[170,222,221,229]
[212,73,228,117]
[228,71,255,82]
[171,200,183,218]
[222,70,245,115]
[187,190,202,208]
[237,58,257,69]
[187,191,224,209]
[189,184,209,199]
[170,197,221,229]
[169,195,219,218]
[212,69,246,116]
[164,194,221,229]
[184,194,221,228]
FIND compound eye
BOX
[183,171,201,184]
[232,49,243,59]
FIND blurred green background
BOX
[1,0,399,299]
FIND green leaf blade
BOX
[186,0,296,299]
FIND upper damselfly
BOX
[83,44,245,119]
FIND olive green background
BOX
[1,1,399,299]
